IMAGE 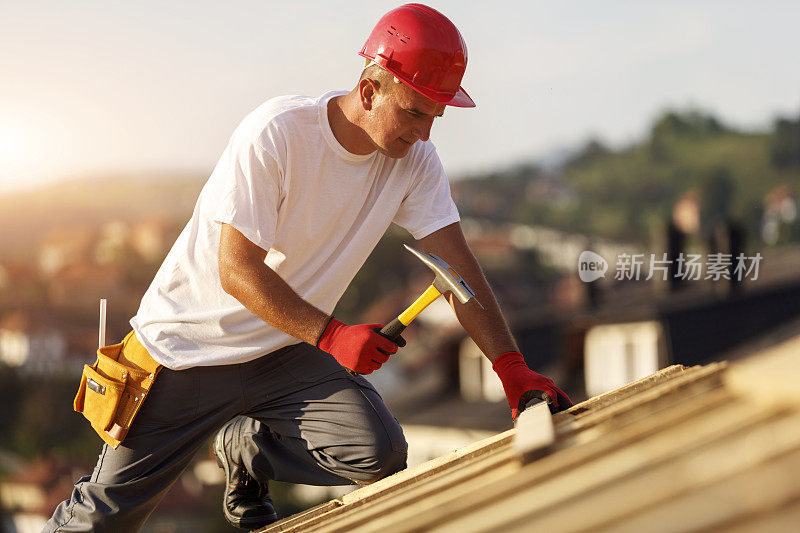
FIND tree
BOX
[770,116,800,167]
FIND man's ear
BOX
[359,78,378,111]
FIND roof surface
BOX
[260,336,800,533]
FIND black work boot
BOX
[213,418,278,530]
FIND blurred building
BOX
[94,220,131,265]
[762,185,799,245]
[1,455,223,533]
[46,262,124,310]
[0,311,66,376]
[130,217,176,263]
[37,227,96,278]
[0,458,80,533]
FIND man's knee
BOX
[381,448,408,478]
[351,431,408,483]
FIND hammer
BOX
[379,244,484,342]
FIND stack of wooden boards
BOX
[260,336,800,533]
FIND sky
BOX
[1,0,799,193]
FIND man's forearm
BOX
[418,222,520,362]
[444,253,519,363]
[221,259,329,345]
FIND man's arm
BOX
[218,223,399,374]
[418,222,571,416]
[218,223,330,344]
[417,222,518,363]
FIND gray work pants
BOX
[44,342,408,532]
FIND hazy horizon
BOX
[2,1,799,194]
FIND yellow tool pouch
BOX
[73,330,163,448]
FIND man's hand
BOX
[317,318,402,374]
[492,351,572,420]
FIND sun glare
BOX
[0,116,56,191]
[0,120,32,174]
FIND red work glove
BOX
[492,351,573,420]
[316,318,401,374]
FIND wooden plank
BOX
[341,430,513,505]
[313,450,518,533]
[716,496,800,533]
[598,446,800,533]
[430,408,800,533]
[338,388,736,533]
[305,366,724,533]
[556,362,727,440]
[375,396,760,533]
[264,500,342,532]
[260,432,514,533]
[563,364,689,416]
[258,363,724,533]
[726,335,800,407]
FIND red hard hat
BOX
[359,3,475,108]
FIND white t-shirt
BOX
[130,91,460,369]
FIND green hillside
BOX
[454,109,800,247]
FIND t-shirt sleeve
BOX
[393,149,460,240]
[213,135,283,252]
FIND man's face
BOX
[365,82,446,159]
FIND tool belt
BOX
[73,330,163,448]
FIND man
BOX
[46,4,570,531]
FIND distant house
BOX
[0,458,78,533]
[0,311,66,376]
[94,220,131,265]
[38,226,96,277]
[762,184,799,244]
[585,320,666,397]
[61,326,104,373]
[1,456,217,533]
[583,277,800,396]
[0,259,45,309]
[46,262,124,309]
[130,217,176,263]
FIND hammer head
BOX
[404,244,484,308]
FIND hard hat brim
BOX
[359,52,476,108]
[428,86,475,108]
[398,77,475,108]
